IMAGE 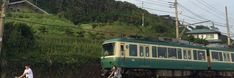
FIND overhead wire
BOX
[134,0,170,8]
[178,3,232,28]
[195,0,226,20]
[199,0,234,20]
[139,1,233,36]
[132,0,234,28]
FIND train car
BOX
[101,38,214,77]
[209,48,234,76]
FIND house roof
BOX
[187,29,220,34]
[8,0,49,15]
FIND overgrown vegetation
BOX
[30,0,175,36]
[3,0,179,77]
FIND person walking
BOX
[108,65,122,78]
[18,64,33,78]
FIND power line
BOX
[143,5,228,28]
[134,0,170,8]
[128,0,234,28]
[178,3,232,28]
[195,0,225,20]
[199,0,234,20]
[144,7,174,14]
[142,0,170,4]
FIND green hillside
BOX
[33,0,176,37]
[3,0,178,77]
[3,11,176,77]
[3,13,101,77]
[4,11,176,63]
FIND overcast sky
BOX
[117,0,234,38]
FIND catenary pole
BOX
[225,6,231,46]
[174,0,179,39]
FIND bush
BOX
[2,22,35,55]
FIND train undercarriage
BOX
[102,68,234,78]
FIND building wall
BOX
[192,33,219,40]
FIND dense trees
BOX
[1,22,35,63]
[33,0,174,30]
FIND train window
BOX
[183,50,187,59]
[129,44,137,56]
[168,48,177,59]
[177,49,182,59]
[188,50,192,59]
[197,51,205,60]
[103,43,115,56]
[193,50,205,61]
[223,52,230,62]
[231,53,234,62]
[218,52,223,61]
[193,50,198,60]
[120,45,124,56]
[146,47,149,57]
[211,51,223,61]
[120,45,124,51]
[140,46,144,57]
[152,46,157,57]
[158,47,167,58]
[183,49,192,60]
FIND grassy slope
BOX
[6,12,100,64]
[5,12,176,63]
[4,12,177,77]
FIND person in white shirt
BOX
[108,65,122,78]
[18,64,33,78]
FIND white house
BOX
[186,28,223,43]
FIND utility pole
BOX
[174,0,179,39]
[0,0,5,37]
[225,6,231,46]
[0,0,6,78]
[141,1,144,27]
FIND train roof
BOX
[104,38,234,52]
[208,47,234,52]
[104,38,207,49]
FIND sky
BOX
[116,0,234,39]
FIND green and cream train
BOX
[100,38,234,77]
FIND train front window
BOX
[103,43,115,56]
[129,44,137,56]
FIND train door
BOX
[145,46,150,66]
[140,45,150,66]
[120,43,125,66]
